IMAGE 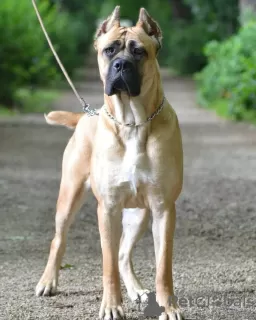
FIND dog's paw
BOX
[132,289,150,303]
[121,273,149,303]
[159,307,184,320]
[99,305,125,320]
[35,275,57,297]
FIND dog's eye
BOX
[133,47,144,56]
[104,47,116,56]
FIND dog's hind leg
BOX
[119,208,150,302]
[36,136,90,296]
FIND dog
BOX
[36,7,183,320]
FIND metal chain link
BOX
[81,98,99,116]
[103,96,165,127]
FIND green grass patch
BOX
[208,99,256,125]
[0,88,60,116]
[0,105,17,116]
[14,88,60,114]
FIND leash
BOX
[31,0,98,116]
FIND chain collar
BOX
[81,98,99,116]
[103,96,165,127]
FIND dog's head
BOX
[94,7,162,97]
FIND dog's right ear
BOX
[136,8,162,51]
[94,6,120,45]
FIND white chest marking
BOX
[120,137,149,194]
[109,95,150,193]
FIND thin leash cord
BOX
[31,0,95,114]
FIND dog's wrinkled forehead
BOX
[94,6,162,57]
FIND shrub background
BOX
[196,16,256,122]
[0,0,96,111]
[167,0,239,74]
[0,0,56,106]
[1,0,255,124]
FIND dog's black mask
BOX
[105,57,141,96]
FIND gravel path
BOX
[0,67,256,320]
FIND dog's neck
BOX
[106,94,148,126]
[102,64,163,189]
[103,64,163,127]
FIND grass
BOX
[0,105,16,116]
[0,88,60,116]
[213,100,231,118]
[212,99,256,125]
[196,93,256,126]
[15,88,60,113]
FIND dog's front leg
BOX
[36,178,86,297]
[152,204,183,320]
[36,136,89,297]
[98,203,124,320]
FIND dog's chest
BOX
[93,128,151,203]
[119,137,149,193]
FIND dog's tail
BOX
[44,111,83,129]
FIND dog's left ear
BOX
[136,8,162,51]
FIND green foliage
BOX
[14,88,59,113]
[168,21,210,74]
[184,0,238,39]
[47,9,84,74]
[168,0,239,74]
[0,88,59,115]
[196,17,256,122]
[100,0,147,22]
[146,0,172,66]
[0,106,16,116]
[0,0,84,109]
[0,0,54,105]
[60,0,104,54]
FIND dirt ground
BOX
[0,68,256,320]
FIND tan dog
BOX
[36,7,183,320]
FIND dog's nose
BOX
[113,58,132,72]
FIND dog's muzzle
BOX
[105,58,141,96]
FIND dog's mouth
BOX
[111,75,140,96]
[105,74,141,97]
[105,58,141,97]
[113,75,129,92]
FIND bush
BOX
[167,21,210,74]
[0,0,82,109]
[146,0,172,66]
[46,7,85,74]
[14,88,59,113]
[59,0,104,57]
[196,17,256,121]
[167,0,239,74]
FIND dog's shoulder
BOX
[150,100,180,138]
[73,113,99,146]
